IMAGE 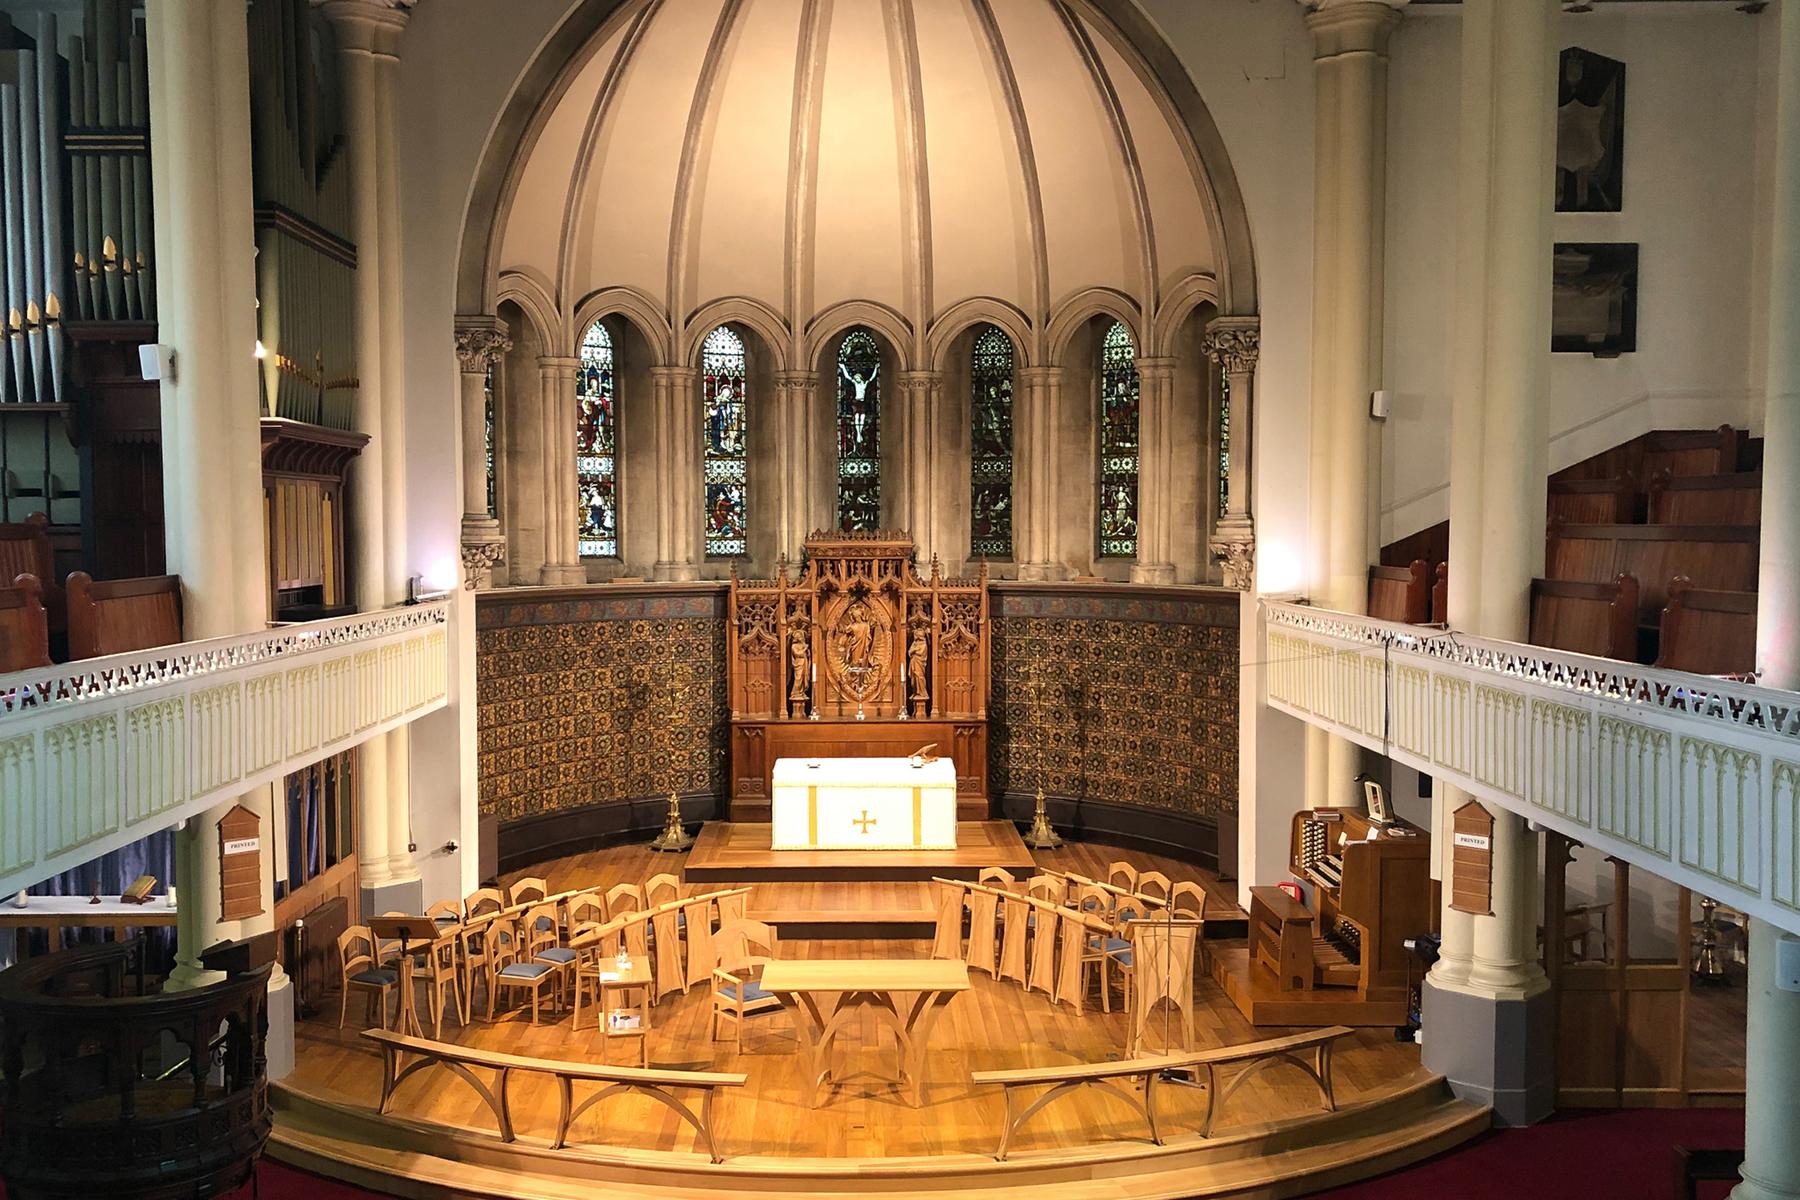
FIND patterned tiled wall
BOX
[989,587,1239,817]
[476,588,729,822]
[476,583,1238,825]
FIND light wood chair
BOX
[606,882,645,919]
[1074,885,1125,1013]
[427,898,463,933]
[645,873,681,908]
[711,918,780,1051]
[1135,871,1171,905]
[336,925,398,1030]
[455,918,493,1024]
[524,900,577,1006]
[1107,861,1139,897]
[1170,880,1208,922]
[509,876,548,907]
[464,887,504,921]
[413,926,462,1038]
[373,910,408,967]
[486,917,558,1025]
[566,891,605,931]
[979,867,1016,887]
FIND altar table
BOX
[0,895,178,964]
[770,756,957,850]
[759,958,970,1107]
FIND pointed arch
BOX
[927,297,1036,373]
[1047,287,1141,365]
[679,296,791,372]
[569,285,673,364]
[802,299,914,375]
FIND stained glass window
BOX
[1097,320,1139,558]
[702,325,749,557]
[575,319,618,557]
[970,324,1014,559]
[836,329,882,531]
[483,362,497,518]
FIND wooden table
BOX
[590,958,653,1066]
[760,958,969,1107]
[0,895,178,962]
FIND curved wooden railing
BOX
[969,1026,1355,1160]
[0,940,272,1198]
[363,1029,746,1162]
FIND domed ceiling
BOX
[485,0,1248,365]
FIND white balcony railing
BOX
[1262,599,1800,936]
[0,599,451,895]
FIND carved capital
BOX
[1208,526,1256,591]
[453,318,511,373]
[1202,318,1260,374]
[460,536,507,591]
[773,370,821,392]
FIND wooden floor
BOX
[683,820,1037,883]
[277,839,1464,1186]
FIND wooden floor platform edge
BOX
[683,820,1037,883]
[267,1074,1489,1199]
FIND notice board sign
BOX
[1450,801,1494,916]
[218,804,264,921]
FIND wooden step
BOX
[750,907,937,939]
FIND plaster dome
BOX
[477,0,1254,366]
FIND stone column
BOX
[536,356,584,583]
[651,366,701,580]
[145,0,291,1075]
[773,371,818,562]
[1736,1,1800,1196]
[456,317,511,589]
[1304,1,1404,807]
[898,371,942,561]
[1204,317,1260,590]
[1420,0,1557,1128]
[1132,357,1178,584]
[1016,366,1060,580]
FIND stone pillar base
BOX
[1130,561,1176,585]
[653,560,700,582]
[1016,560,1060,581]
[1421,977,1554,1126]
[539,562,587,586]
[362,877,425,920]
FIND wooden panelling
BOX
[1553,425,1745,485]
[1380,520,1447,572]
[261,419,366,619]
[1658,581,1757,677]
[64,570,181,659]
[1549,476,1639,526]
[1544,524,1759,619]
[1648,471,1762,526]
[1368,561,1430,625]
[1529,575,1639,661]
[0,573,50,672]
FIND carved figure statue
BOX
[907,625,930,714]
[788,626,810,710]
[843,601,876,668]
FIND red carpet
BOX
[26,1107,1741,1200]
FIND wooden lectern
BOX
[366,915,436,1039]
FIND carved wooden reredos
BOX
[727,530,990,723]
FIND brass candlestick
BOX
[1693,896,1729,986]
[649,792,696,853]
[1022,786,1062,850]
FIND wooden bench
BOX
[362,1028,747,1161]
[1657,578,1757,677]
[65,571,182,659]
[1367,560,1432,625]
[1648,470,1761,526]
[0,514,62,633]
[969,1026,1356,1159]
[1548,475,1638,526]
[1529,575,1639,661]
[0,573,50,673]
[1544,523,1759,620]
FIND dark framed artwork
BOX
[1557,47,1626,212]
[1552,242,1639,356]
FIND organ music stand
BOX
[367,915,435,1039]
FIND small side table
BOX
[584,958,652,1066]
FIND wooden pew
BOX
[362,1028,746,1161]
[1431,562,1447,625]
[970,1026,1356,1159]
[0,514,62,632]
[1544,524,1759,620]
[1648,470,1762,526]
[1529,575,1639,661]
[1367,560,1431,625]
[65,571,182,659]
[1548,475,1638,526]
[1657,578,1757,677]
[0,574,50,673]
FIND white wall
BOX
[1381,7,1770,546]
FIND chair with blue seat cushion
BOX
[337,925,397,1031]
[1136,870,1171,905]
[711,918,780,1052]
[486,917,559,1025]
[1086,930,1137,1012]
[523,901,575,1009]
[508,876,548,908]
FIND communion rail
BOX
[0,598,451,895]
[1261,598,1800,934]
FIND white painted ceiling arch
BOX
[475,0,1256,364]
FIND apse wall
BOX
[475,582,1238,872]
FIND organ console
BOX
[1214,806,1433,1026]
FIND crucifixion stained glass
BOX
[836,329,882,532]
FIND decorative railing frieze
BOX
[1261,599,1800,936]
[0,600,450,894]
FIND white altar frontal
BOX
[770,757,959,850]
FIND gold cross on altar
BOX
[852,810,877,835]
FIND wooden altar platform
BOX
[683,820,1034,885]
